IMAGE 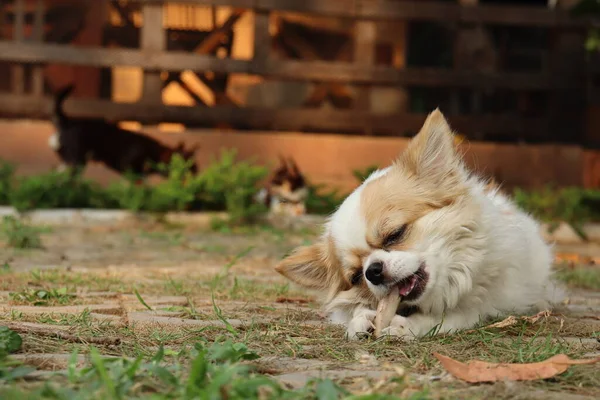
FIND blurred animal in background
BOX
[48,85,199,178]
[256,156,308,216]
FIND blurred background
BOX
[0,0,598,194]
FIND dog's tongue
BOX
[398,275,418,297]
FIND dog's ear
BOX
[277,154,289,171]
[287,157,301,177]
[174,142,185,151]
[275,242,346,291]
[185,143,200,156]
[399,109,463,185]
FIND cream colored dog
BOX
[276,110,563,340]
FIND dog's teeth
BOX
[398,275,418,296]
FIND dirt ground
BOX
[1,219,599,399]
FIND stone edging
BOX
[1,206,598,244]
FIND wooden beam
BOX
[31,0,45,97]
[11,0,25,95]
[162,10,244,106]
[110,0,136,28]
[0,93,546,138]
[140,3,165,105]
[354,20,376,122]
[0,40,557,90]
[253,10,270,63]
[128,0,583,27]
[278,32,353,108]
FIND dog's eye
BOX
[350,270,363,285]
[383,224,408,248]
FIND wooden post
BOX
[11,0,25,95]
[354,19,376,134]
[548,30,586,143]
[31,0,45,97]
[140,2,165,105]
[253,10,270,64]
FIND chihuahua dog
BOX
[48,85,199,177]
[256,156,308,216]
[276,110,562,340]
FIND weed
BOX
[1,216,43,249]
[0,327,22,357]
[9,287,75,306]
[555,266,600,290]
[9,170,115,212]
[306,183,344,215]
[210,246,254,290]
[352,165,380,183]
[133,288,153,311]
[0,339,350,399]
[514,186,600,238]
[0,159,14,205]
[1,262,10,273]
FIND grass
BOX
[0,338,366,399]
[1,307,598,398]
[9,287,75,307]
[555,266,600,291]
[0,224,599,398]
[0,216,43,249]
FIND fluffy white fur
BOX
[276,109,563,341]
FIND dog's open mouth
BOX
[395,263,428,301]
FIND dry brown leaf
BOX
[554,253,600,267]
[275,297,309,304]
[434,353,600,383]
[466,310,552,333]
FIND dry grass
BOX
[1,223,599,398]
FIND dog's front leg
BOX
[345,306,376,340]
[379,308,484,340]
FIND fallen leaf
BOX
[466,310,552,333]
[275,297,309,304]
[481,316,518,330]
[434,353,600,383]
[523,309,552,324]
[554,253,600,266]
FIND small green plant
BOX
[107,150,268,225]
[305,164,380,215]
[555,267,600,291]
[513,186,600,239]
[352,164,380,183]
[196,150,268,225]
[0,159,14,205]
[9,287,75,306]
[306,183,344,215]
[0,339,350,399]
[1,216,43,249]
[0,327,32,383]
[9,170,115,212]
[0,327,22,358]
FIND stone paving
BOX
[0,218,599,397]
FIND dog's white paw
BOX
[378,315,417,341]
[345,310,376,340]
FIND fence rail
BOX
[0,0,591,142]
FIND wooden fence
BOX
[0,0,592,142]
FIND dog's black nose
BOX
[365,262,384,285]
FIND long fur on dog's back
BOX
[49,85,198,176]
[52,84,75,127]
